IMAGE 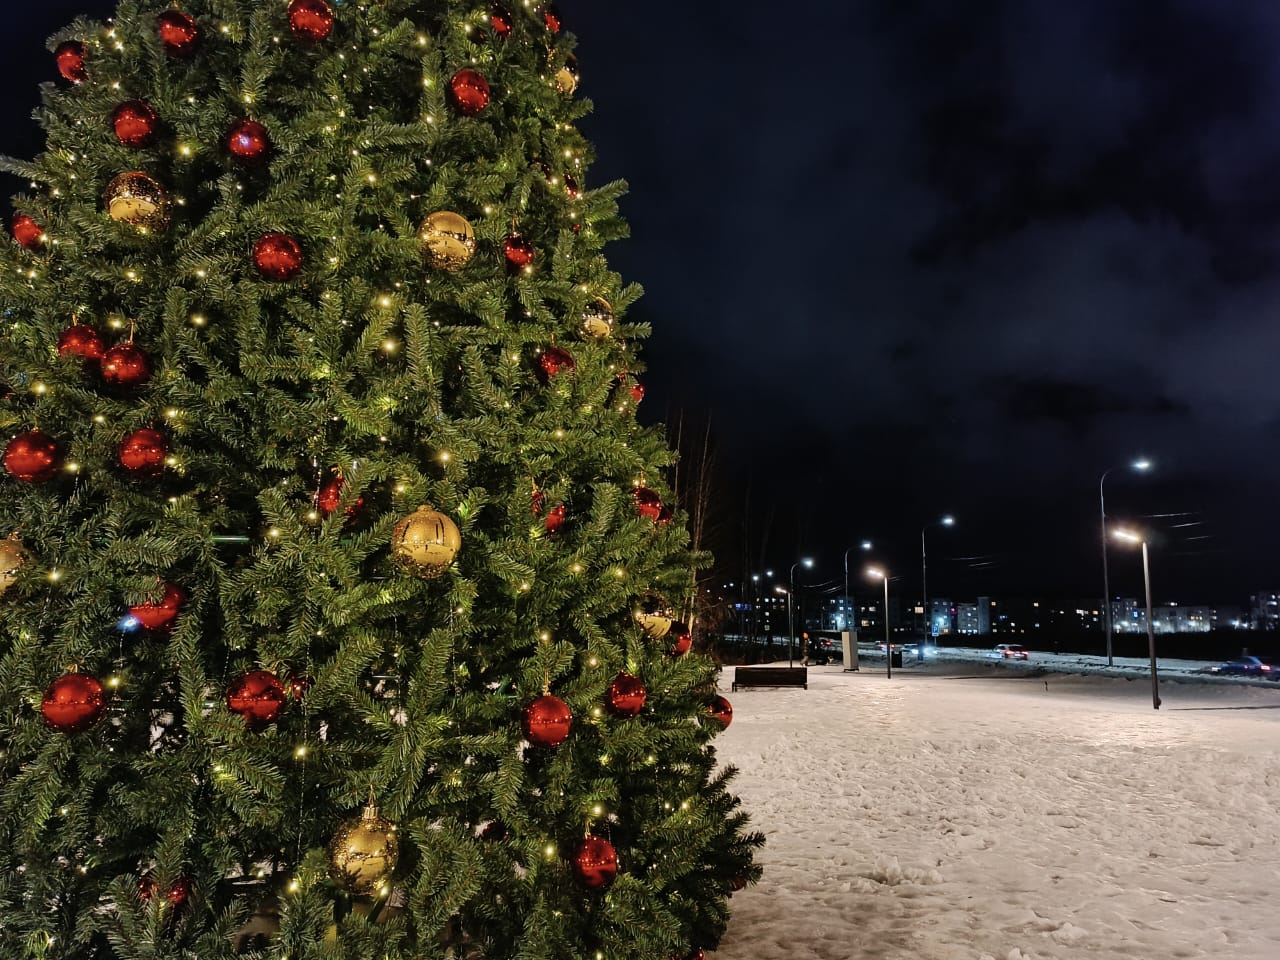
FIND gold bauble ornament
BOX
[554,54,579,96]
[392,505,462,579]
[582,297,614,339]
[419,211,476,271]
[636,611,673,639]
[329,799,398,896]
[0,536,26,596]
[104,171,172,232]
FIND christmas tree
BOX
[0,2,761,958]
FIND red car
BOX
[989,643,1029,660]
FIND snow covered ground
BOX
[712,654,1280,960]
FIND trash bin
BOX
[890,650,902,668]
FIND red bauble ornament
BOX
[157,9,200,58]
[669,622,692,657]
[522,693,572,747]
[449,68,491,116]
[226,670,286,729]
[58,324,106,361]
[480,819,509,842]
[118,428,169,477]
[11,213,45,251]
[544,503,566,534]
[607,672,647,718]
[730,875,748,892]
[504,234,535,272]
[254,232,303,281]
[563,172,580,199]
[139,874,191,908]
[489,5,513,38]
[531,485,545,517]
[100,342,153,390]
[633,487,663,522]
[537,346,575,381]
[112,100,160,148]
[41,673,106,733]
[316,475,363,517]
[543,5,562,33]
[708,695,733,729]
[287,0,335,43]
[630,379,645,404]
[4,430,62,483]
[226,119,271,167]
[55,40,88,83]
[572,836,618,890]
[128,582,185,633]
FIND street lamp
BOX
[866,567,891,678]
[789,558,814,668]
[1113,528,1161,710]
[921,515,955,645]
[843,540,873,634]
[1100,459,1152,666]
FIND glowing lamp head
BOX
[866,567,886,581]
[941,515,956,527]
[1132,458,1152,472]
[801,557,814,569]
[1112,529,1142,544]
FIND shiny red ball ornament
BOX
[128,582,185,633]
[139,874,191,908]
[287,0,334,43]
[112,100,160,148]
[480,819,509,842]
[572,836,618,890]
[226,118,271,167]
[226,670,286,729]
[607,672,647,718]
[253,232,303,281]
[41,673,106,733]
[4,430,62,483]
[708,695,733,729]
[537,346,575,382]
[100,343,153,389]
[157,9,200,58]
[449,68,491,116]
[544,503,566,534]
[522,693,572,747]
[55,40,88,83]
[563,172,580,199]
[630,379,645,404]
[118,428,169,477]
[543,5,562,33]
[58,324,106,361]
[316,475,363,517]
[489,5,513,38]
[504,234,535,272]
[730,875,748,892]
[669,622,692,657]
[633,487,663,522]
[11,213,46,251]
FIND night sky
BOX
[7,2,1279,605]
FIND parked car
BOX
[1209,656,1276,678]
[988,643,1029,661]
[805,636,840,665]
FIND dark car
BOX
[1210,656,1277,678]
[805,636,840,665]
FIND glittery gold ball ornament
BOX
[329,799,399,896]
[0,536,27,596]
[419,211,475,271]
[104,171,171,232]
[391,506,461,578]
[582,297,614,339]
[636,610,673,639]
[554,54,579,96]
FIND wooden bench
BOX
[731,666,808,691]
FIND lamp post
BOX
[921,515,955,645]
[843,540,873,635]
[867,567,891,678]
[789,558,814,668]
[1113,528,1161,710]
[1100,459,1152,666]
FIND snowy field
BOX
[712,656,1280,960]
